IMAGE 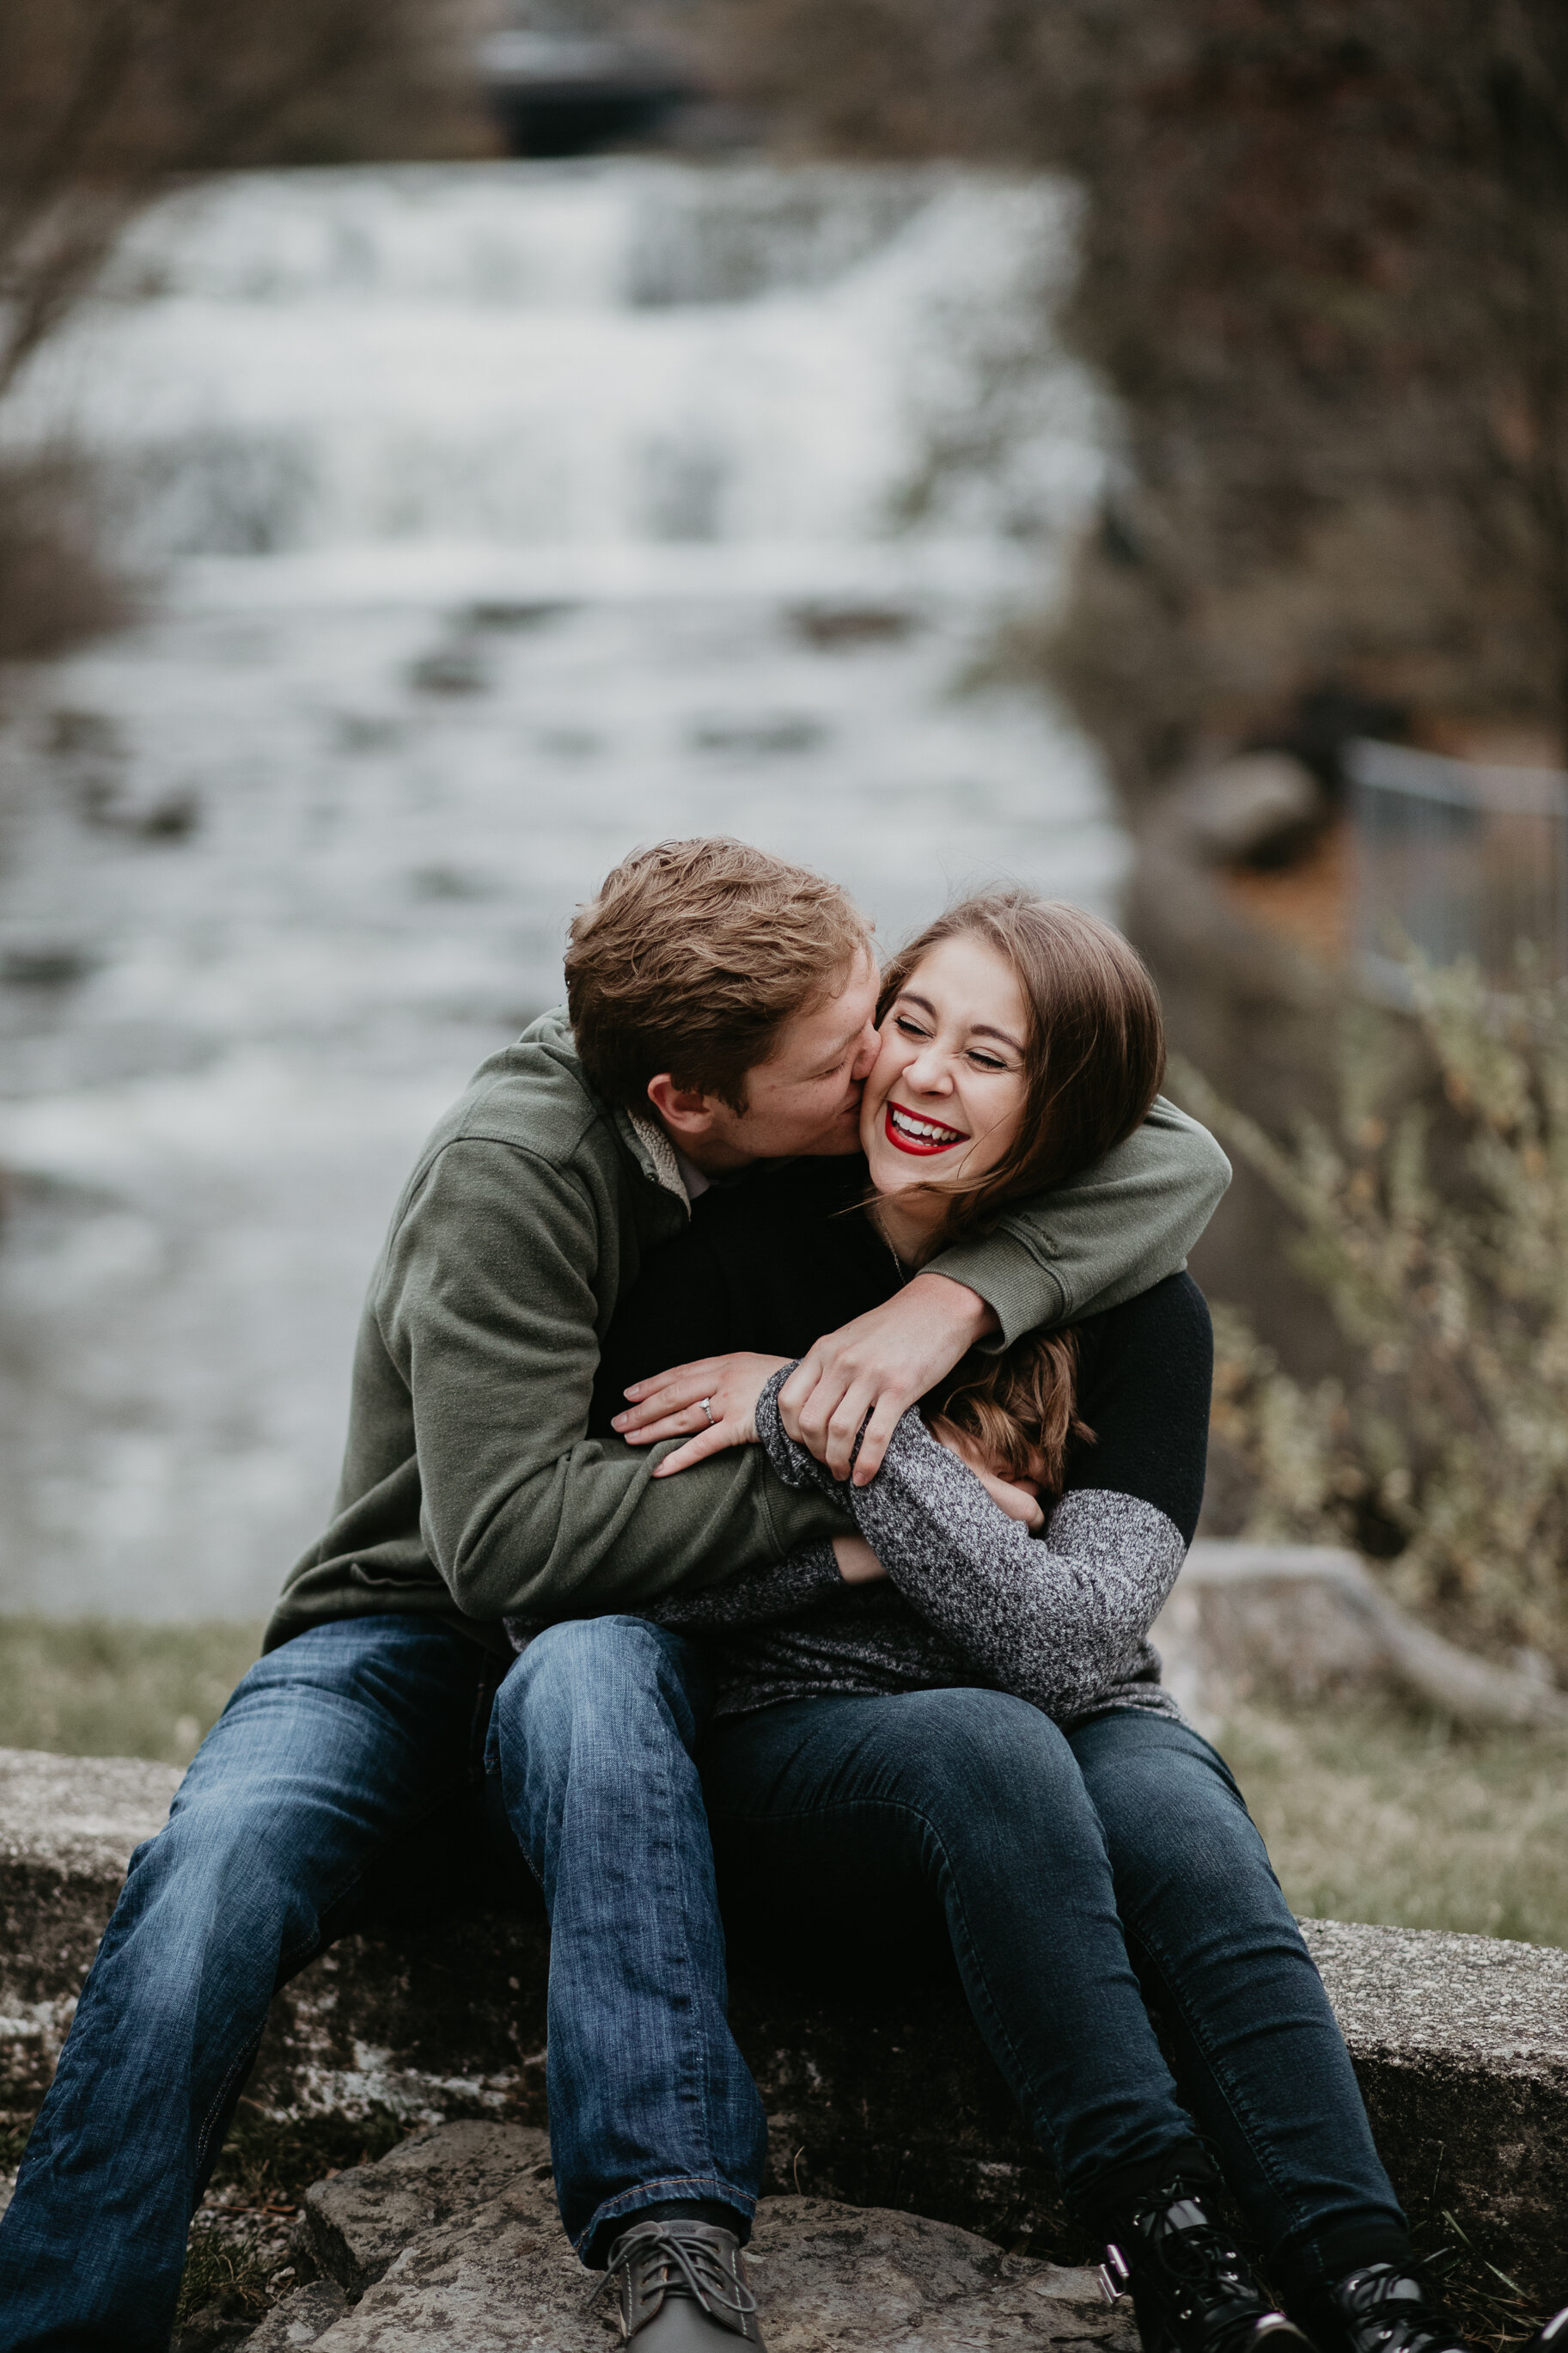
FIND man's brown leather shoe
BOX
[594,2218,766,2348]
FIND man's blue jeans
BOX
[0,1615,503,2353]
[0,1611,1405,2350]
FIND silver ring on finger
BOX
[699,1397,716,1426]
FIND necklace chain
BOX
[871,1204,911,1287]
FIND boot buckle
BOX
[1098,2243,1132,2306]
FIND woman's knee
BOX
[1075,1714,1286,1922]
[876,1688,1090,1835]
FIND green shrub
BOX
[1175,954,1568,1677]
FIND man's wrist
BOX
[906,1269,998,1342]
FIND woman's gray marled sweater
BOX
[520,1270,1211,1728]
[648,1369,1188,1728]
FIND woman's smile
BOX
[883,1101,971,1156]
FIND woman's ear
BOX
[645,1072,719,1142]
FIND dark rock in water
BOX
[789,602,918,648]
[0,944,99,988]
[136,789,202,840]
[406,645,490,698]
[460,601,572,634]
[689,712,828,755]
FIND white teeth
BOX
[889,1105,964,1146]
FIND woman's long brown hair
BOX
[929,1329,1095,1498]
[879,888,1165,1486]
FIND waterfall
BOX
[0,160,1124,1625]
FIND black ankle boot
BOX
[1319,2264,1473,2353]
[594,2219,765,2348]
[1099,2177,1316,2353]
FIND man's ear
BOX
[645,1073,719,1141]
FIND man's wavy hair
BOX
[565,838,872,1113]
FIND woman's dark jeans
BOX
[704,1690,1407,2300]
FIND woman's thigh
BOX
[703,1685,1103,1957]
[702,1687,1197,2194]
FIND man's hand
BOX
[778,1272,996,1486]
[613,1352,790,1476]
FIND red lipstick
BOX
[883,1102,968,1156]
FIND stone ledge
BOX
[3,1744,1565,2300]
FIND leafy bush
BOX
[1175,955,1568,1679]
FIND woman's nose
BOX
[905,1044,952,1092]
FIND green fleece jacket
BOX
[264,1010,1230,1654]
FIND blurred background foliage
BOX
[1180,956,1568,1681]
[694,0,1568,790]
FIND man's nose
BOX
[850,1024,879,1080]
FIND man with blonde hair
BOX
[0,839,1229,2353]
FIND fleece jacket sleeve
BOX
[924,1096,1230,1345]
[376,1138,847,1621]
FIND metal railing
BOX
[1348,736,1568,993]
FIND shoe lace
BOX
[589,2222,760,2330]
[1137,2191,1273,2353]
[1333,2265,1468,2353]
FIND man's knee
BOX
[127,1786,320,1948]
[492,1616,709,1775]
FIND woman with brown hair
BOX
[569,890,1479,2353]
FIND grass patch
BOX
[1219,1700,1568,1947]
[0,1617,263,1765]
[174,2228,271,2329]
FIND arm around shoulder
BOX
[927,1097,1231,1342]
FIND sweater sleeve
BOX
[752,1329,1193,1719]
[638,1541,844,1630]
[924,1097,1230,1344]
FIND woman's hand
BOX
[832,1532,888,1586]
[927,1416,1046,1532]
[612,1353,791,1476]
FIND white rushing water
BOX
[0,160,1119,1625]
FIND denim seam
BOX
[1118,1906,1321,2261]
[654,1678,720,2209]
[577,2171,759,2264]
[193,2027,266,2185]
